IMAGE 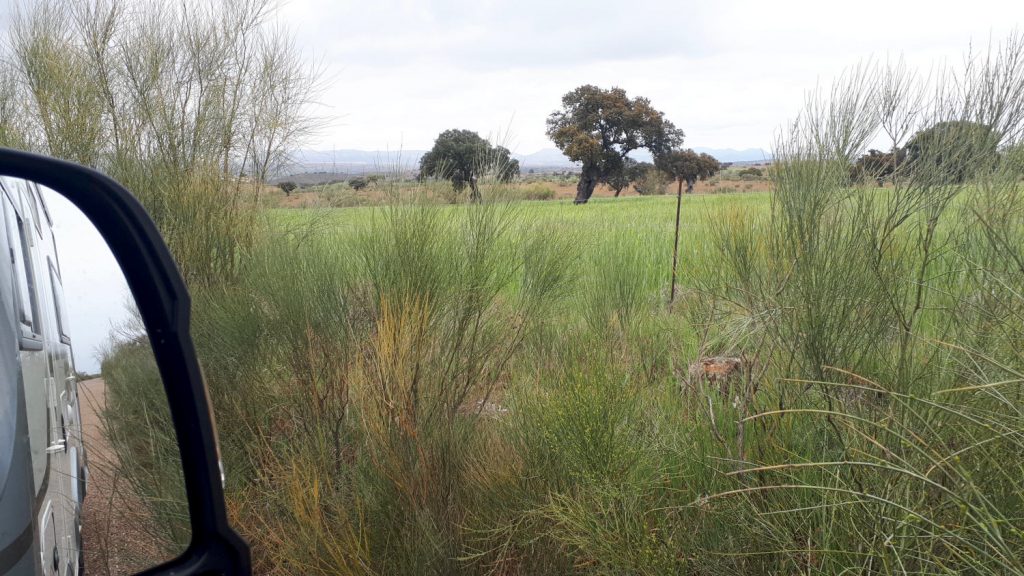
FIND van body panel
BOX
[0,177,85,575]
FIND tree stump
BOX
[686,356,745,396]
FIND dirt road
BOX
[78,378,168,575]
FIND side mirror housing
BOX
[0,148,250,575]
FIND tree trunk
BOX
[669,179,683,305]
[574,166,600,204]
[469,175,481,202]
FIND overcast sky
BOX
[45,190,129,375]
[277,0,1023,154]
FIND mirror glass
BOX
[0,176,189,575]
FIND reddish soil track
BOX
[78,378,169,575]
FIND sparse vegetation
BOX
[516,182,557,201]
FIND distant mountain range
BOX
[625,147,771,164]
[282,147,771,177]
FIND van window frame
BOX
[48,258,71,344]
[36,183,53,226]
[25,182,43,237]
[50,229,61,277]
[17,213,43,348]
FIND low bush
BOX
[517,183,556,201]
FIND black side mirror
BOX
[0,148,250,575]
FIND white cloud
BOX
[278,0,1024,152]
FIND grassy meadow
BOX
[272,163,772,209]
[103,171,1024,574]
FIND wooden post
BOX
[669,178,683,306]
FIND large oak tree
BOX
[546,85,684,204]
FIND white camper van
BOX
[0,176,86,575]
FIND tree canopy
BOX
[546,85,683,203]
[656,149,721,193]
[905,121,1000,184]
[603,157,653,197]
[847,122,1002,186]
[851,149,906,186]
[1007,144,1024,177]
[419,129,519,201]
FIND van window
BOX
[50,229,61,277]
[17,216,40,332]
[27,184,42,236]
[49,261,70,341]
[36,184,53,226]
[4,197,37,332]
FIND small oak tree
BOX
[603,157,649,197]
[631,162,668,196]
[419,129,519,202]
[851,149,906,186]
[277,181,297,196]
[349,176,368,191]
[657,149,721,306]
[656,149,721,194]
